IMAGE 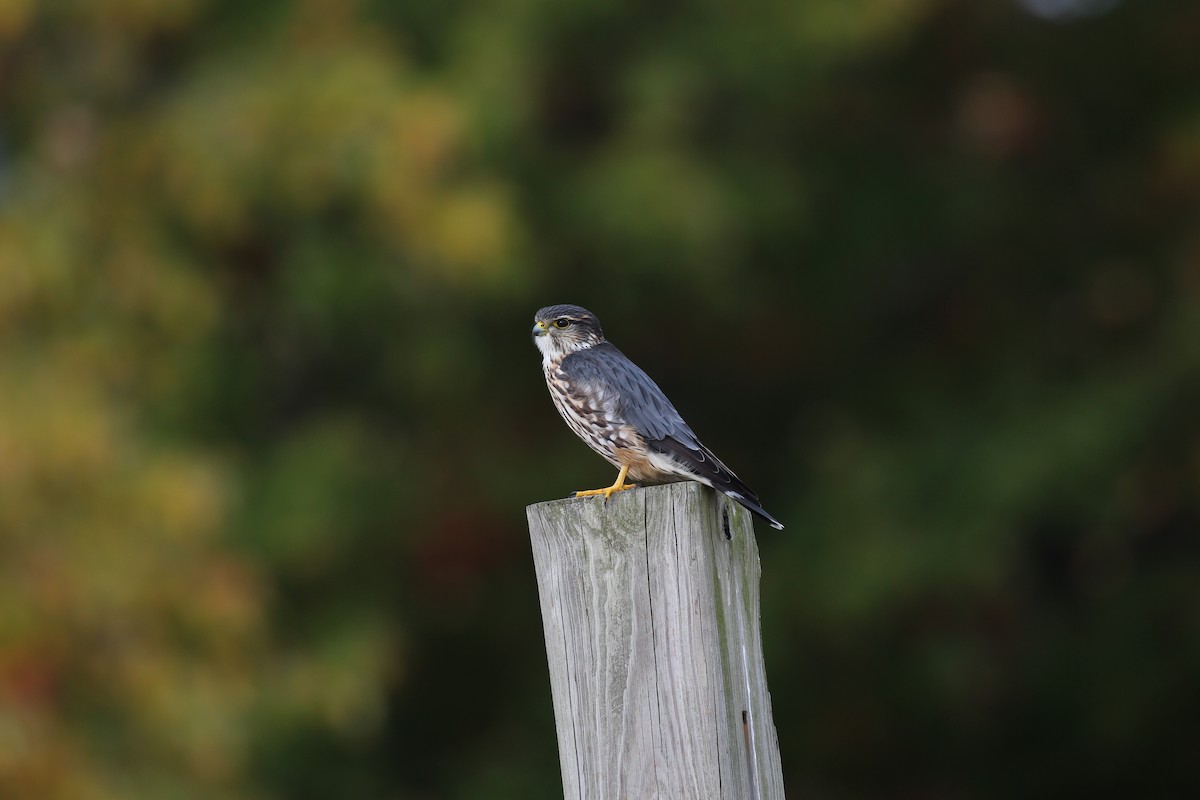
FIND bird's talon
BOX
[571,466,636,503]
[602,483,637,504]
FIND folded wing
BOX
[559,343,783,529]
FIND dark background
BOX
[1,0,1198,797]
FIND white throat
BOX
[536,334,595,368]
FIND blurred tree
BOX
[0,0,1197,798]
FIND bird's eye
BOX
[554,318,570,328]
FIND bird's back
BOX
[540,337,784,530]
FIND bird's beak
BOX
[532,320,548,338]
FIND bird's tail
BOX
[648,437,784,530]
[722,488,785,531]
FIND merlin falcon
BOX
[532,304,784,530]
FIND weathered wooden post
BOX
[526,481,785,800]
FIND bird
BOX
[532,304,784,530]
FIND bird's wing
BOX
[559,342,696,442]
[560,343,783,529]
[559,343,763,503]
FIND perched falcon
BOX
[532,304,784,530]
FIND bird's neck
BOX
[537,336,599,369]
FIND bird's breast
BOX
[543,365,644,467]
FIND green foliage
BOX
[1,0,1197,796]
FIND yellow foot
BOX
[572,482,638,500]
[571,466,637,501]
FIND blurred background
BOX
[1,0,1198,797]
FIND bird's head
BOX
[532,304,605,363]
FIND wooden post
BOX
[526,481,785,800]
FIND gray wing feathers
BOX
[561,344,736,481]
[559,343,697,444]
[560,343,784,530]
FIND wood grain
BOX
[527,482,785,800]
